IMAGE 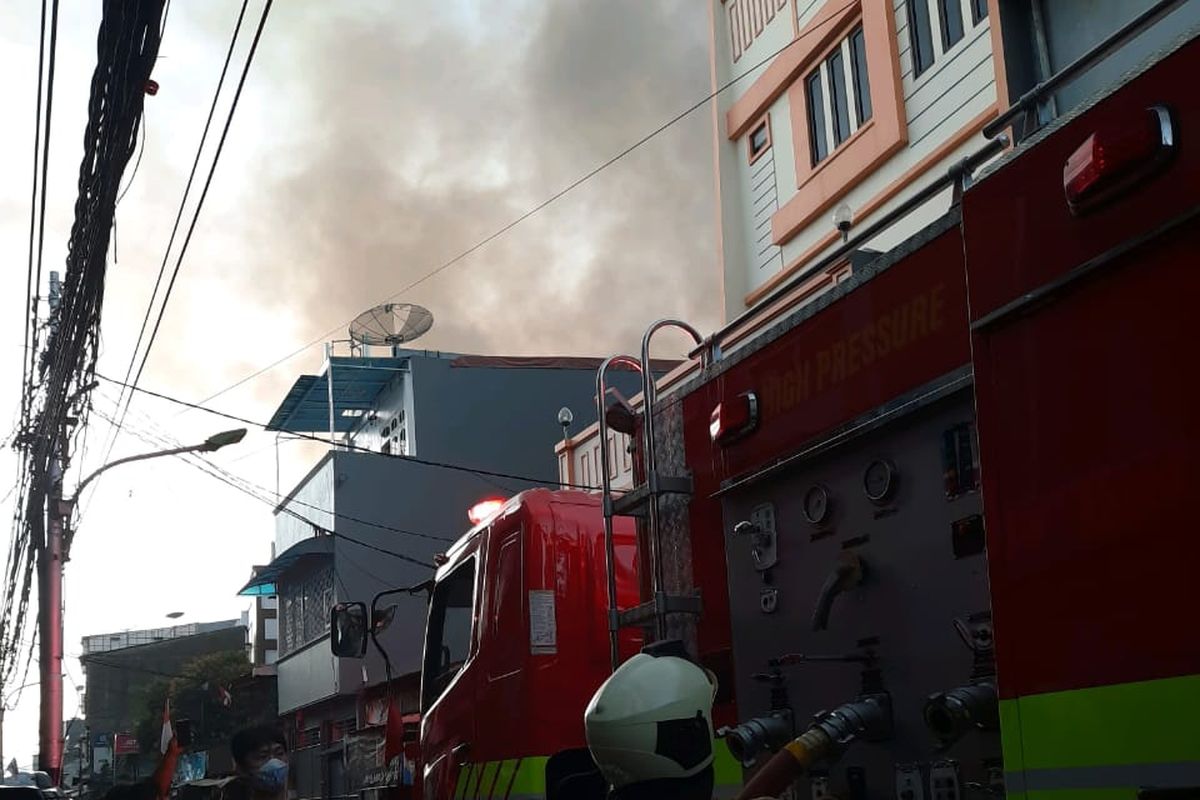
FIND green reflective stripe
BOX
[471,762,488,798]
[1006,791,1127,800]
[712,739,742,785]
[453,763,474,799]
[1002,674,1200,770]
[1008,790,1139,800]
[474,760,501,798]
[508,756,549,795]
[1000,690,1026,773]
[491,759,519,798]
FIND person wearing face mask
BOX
[226,725,290,800]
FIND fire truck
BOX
[331,3,1200,798]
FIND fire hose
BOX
[733,694,890,800]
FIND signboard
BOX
[344,732,414,791]
[528,590,557,654]
[113,734,140,756]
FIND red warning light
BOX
[1063,106,1174,213]
[468,498,506,526]
[710,391,759,446]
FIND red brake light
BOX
[468,498,506,526]
[1063,106,1174,213]
[710,391,758,445]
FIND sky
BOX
[0,0,720,769]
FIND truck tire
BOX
[545,749,605,800]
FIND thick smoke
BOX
[95,0,721,410]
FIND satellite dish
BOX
[349,303,434,347]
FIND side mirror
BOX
[330,601,369,657]
[373,604,398,634]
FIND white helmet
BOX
[584,644,717,799]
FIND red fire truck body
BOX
[657,27,1200,800]
[961,32,1200,787]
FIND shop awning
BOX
[265,357,408,434]
[238,535,334,596]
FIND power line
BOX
[128,0,274,391]
[187,1,856,410]
[175,450,437,569]
[92,408,442,567]
[21,0,51,425]
[85,401,456,544]
[102,0,257,488]
[95,372,599,491]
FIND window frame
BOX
[421,555,479,710]
[970,0,988,25]
[849,25,872,127]
[747,114,773,165]
[805,70,830,165]
[937,0,965,51]
[906,0,936,77]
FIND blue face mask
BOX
[253,758,289,793]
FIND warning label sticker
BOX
[529,590,557,655]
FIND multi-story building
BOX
[709,0,1200,321]
[240,348,647,800]
[558,0,1200,480]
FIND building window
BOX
[938,0,964,50]
[849,27,872,126]
[908,0,987,78]
[906,0,936,77]
[748,115,772,163]
[806,72,829,165]
[826,50,851,146]
[805,26,873,166]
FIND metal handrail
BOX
[640,320,707,641]
[692,135,1009,361]
[984,0,1187,139]
[595,354,643,671]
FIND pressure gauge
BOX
[802,483,832,525]
[863,459,898,503]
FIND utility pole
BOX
[38,272,65,782]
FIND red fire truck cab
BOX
[417,489,641,800]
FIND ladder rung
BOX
[610,475,693,516]
[617,593,703,628]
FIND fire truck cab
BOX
[418,490,641,800]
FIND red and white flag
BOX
[216,685,232,708]
[159,698,173,754]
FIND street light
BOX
[36,429,246,782]
[68,427,248,506]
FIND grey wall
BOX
[328,450,501,680]
[276,457,336,550]
[407,358,643,480]
[1031,0,1200,114]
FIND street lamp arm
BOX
[69,428,247,503]
[72,444,201,502]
